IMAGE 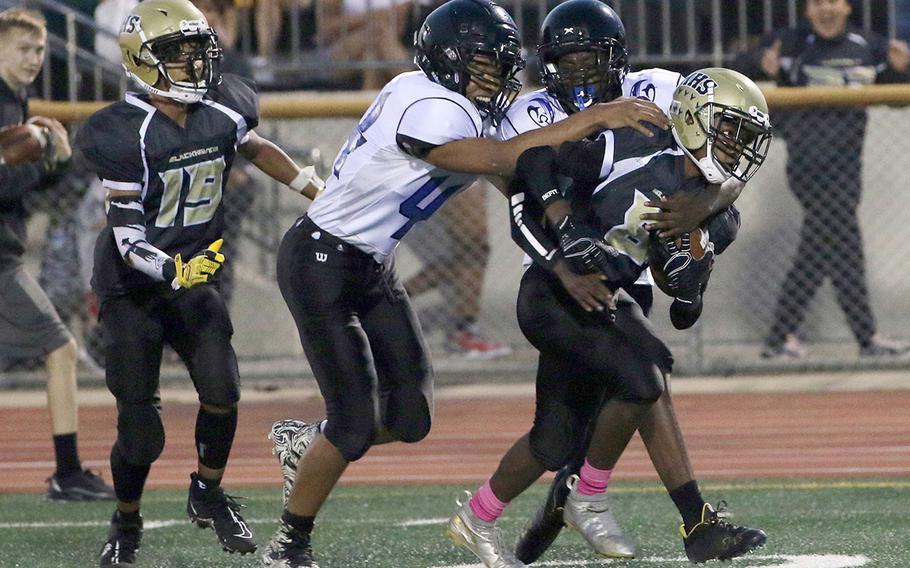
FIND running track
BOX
[2,385,909,493]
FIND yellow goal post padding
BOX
[29,84,910,123]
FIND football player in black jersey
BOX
[77,1,324,566]
[454,67,772,566]
[501,3,751,562]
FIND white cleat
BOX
[563,475,636,559]
[446,491,527,568]
[268,419,320,505]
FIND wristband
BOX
[290,165,325,195]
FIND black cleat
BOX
[261,518,320,567]
[99,510,142,567]
[48,469,116,501]
[681,502,767,563]
[670,295,703,330]
[514,466,572,564]
[187,473,257,554]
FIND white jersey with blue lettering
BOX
[497,67,683,283]
[307,71,484,261]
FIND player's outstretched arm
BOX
[423,98,670,178]
[239,131,325,200]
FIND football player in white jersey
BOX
[260,1,672,567]
[446,1,753,565]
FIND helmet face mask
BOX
[148,32,220,94]
[537,0,629,114]
[671,68,772,183]
[414,0,524,125]
[120,0,222,104]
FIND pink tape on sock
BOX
[576,459,613,496]
[468,480,508,522]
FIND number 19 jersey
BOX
[307,71,484,261]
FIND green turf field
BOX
[0,479,907,567]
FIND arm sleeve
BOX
[554,133,611,183]
[396,97,480,157]
[108,194,176,282]
[508,188,561,272]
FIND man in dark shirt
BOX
[0,8,114,501]
[738,0,910,359]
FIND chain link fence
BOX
[6,98,909,382]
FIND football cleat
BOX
[446,491,528,568]
[187,473,257,554]
[563,475,635,559]
[48,468,116,502]
[99,510,142,567]
[269,419,320,505]
[260,518,319,568]
[514,466,571,564]
[681,502,767,563]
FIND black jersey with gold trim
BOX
[78,74,259,297]
[560,124,708,286]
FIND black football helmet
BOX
[414,0,524,125]
[538,0,629,114]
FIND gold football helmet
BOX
[670,67,771,183]
[119,0,221,103]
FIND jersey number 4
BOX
[155,157,225,228]
[391,176,464,240]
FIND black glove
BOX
[648,229,715,301]
[555,214,638,285]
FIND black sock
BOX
[455,317,475,332]
[192,472,222,496]
[669,480,707,533]
[282,510,315,535]
[116,508,142,524]
[195,406,238,471]
[53,433,81,476]
[110,444,150,503]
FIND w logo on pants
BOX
[315,252,328,262]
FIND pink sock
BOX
[576,459,612,496]
[468,480,508,522]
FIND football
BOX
[0,123,47,166]
[649,228,710,297]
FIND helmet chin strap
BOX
[126,69,206,104]
[672,128,732,184]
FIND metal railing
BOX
[234,0,896,86]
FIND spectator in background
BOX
[94,0,139,65]
[736,0,910,359]
[0,8,114,500]
[404,180,511,359]
[320,0,415,89]
[255,0,313,58]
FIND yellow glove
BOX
[172,239,225,290]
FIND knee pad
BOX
[529,405,585,471]
[117,402,165,465]
[617,365,665,405]
[324,413,377,462]
[384,386,432,444]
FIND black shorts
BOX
[517,264,671,469]
[99,284,240,407]
[276,216,433,461]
